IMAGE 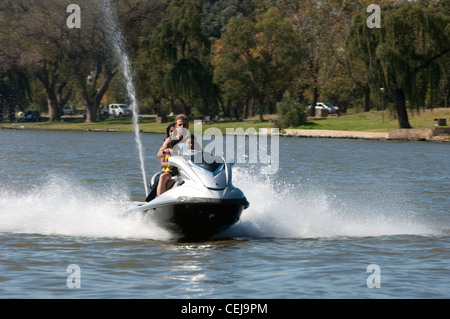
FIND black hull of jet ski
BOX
[143,198,248,240]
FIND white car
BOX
[63,105,75,115]
[101,104,132,117]
[307,102,339,114]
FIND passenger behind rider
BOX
[160,123,175,172]
[165,122,175,140]
[185,136,195,150]
[184,135,202,151]
[156,114,189,196]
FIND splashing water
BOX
[0,171,436,241]
[0,175,172,240]
[101,0,148,195]
[225,167,435,238]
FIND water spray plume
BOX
[101,0,148,195]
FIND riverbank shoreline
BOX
[3,108,449,142]
[2,124,449,142]
[284,128,450,142]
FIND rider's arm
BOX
[157,139,172,158]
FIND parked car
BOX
[63,105,75,115]
[22,110,41,122]
[100,104,132,118]
[307,102,340,114]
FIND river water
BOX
[0,129,448,300]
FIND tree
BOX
[0,0,156,122]
[202,0,243,39]
[0,0,75,121]
[212,16,256,118]
[212,7,301,120]
[440,53,450,108]
[344,1,449,127]
[142,0,217,116]
[252,7,302,119]
[70,0,156,122]
[345,10,382,112]
[376,2,450,128]
[277,91,307,128]
[0,69,31,122]
[284,0,338,116]
[68,1,119,123]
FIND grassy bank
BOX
[0,115,273,134]
[2,108,449,133]
[292,108,450,132]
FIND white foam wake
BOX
[0,170,436,241]
[225,167,435,238]
[0,175,171,240]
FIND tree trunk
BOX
[84,101,97,123]
[258,99,265,121]
[309,59,319,117]
[392,84,412,129]
[81,67,116,123]
[445,88,449,108]
[0,99,3,122]
[184,104,192,117]
[47,98,60,121]
[310,85,318,117]
[45,88,61,122]
[243,99,249,119]
[168,97,174,115]
[35,70,59,121]
[7,100,15,122]
[57,81,72,113]
[35,68,71,122]
[80,82,95,123]
[251,99,255,117]
[218,96,227,118]
[362,85,370,112]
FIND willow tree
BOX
[344,10,382,112]
[376,2,450,128]
[146,0,217,115]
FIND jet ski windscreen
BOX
[184,152,223,173]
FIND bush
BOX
[276,92,307,128]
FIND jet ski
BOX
[125,150,249,240]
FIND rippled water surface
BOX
[0,129,449,298]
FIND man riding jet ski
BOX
[125,114,249,240]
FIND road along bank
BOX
[283,128,450,142]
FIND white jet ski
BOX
[125,150,249,240]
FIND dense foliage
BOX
[0,0,449,128]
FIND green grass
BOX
[290,108,450,132]
[293,111,399,132]
[1,116,273,134]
